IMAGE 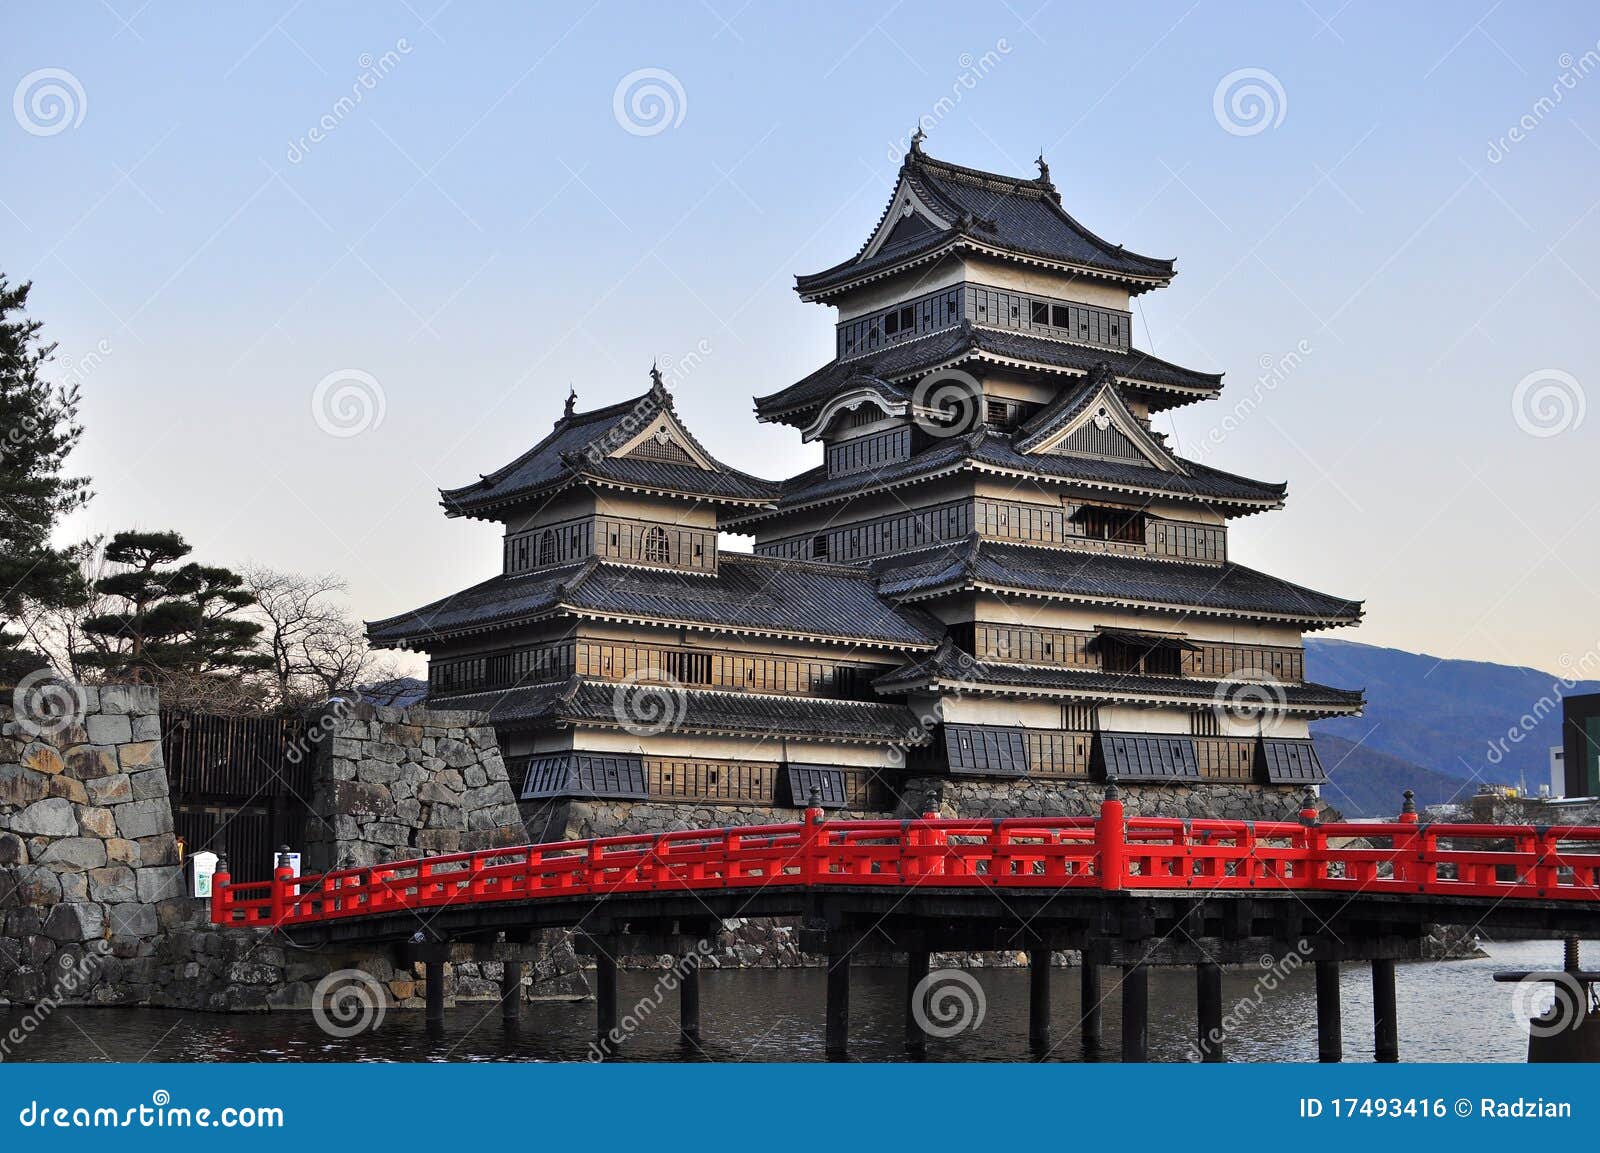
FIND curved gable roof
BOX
[796,143,1175,298]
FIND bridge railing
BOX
[209,795,1600,928]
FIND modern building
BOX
[1562,692,1600,798]
[367,138,1365,836]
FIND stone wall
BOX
[0,684,186,1006]
[302,702,526,872]
[897,777,1320,822]
[526,797,880,842]
[1,687,585,1011]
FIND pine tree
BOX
[0,275,91,679]
[75,530,270,682]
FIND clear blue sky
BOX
[3,1,1596,679]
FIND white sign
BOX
[190,850,219,899]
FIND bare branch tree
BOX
[244,565,399,708]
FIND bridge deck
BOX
[210,799,1600,949]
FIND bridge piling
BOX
[1372,958,1399,1063]
[424,960,444,1030]
[500,960,522,1025]
[595,948,619,1056]
[1121,963,1148,1062]
[904,949,930,1054]
[1316,960,1342,1062]
[1028,947,1052,1054]
[679,953,701,1048]
[1196,962,1223,1062]
[1079,963,1102,1055]
[825,951,851,1060]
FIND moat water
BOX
[0,939,1586,1063]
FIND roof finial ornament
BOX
[909,125,926,155]
[649,359,666,395]
[563,385,577,417]
[1036,149,1051,185]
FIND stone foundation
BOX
[898,777,1321,822]
[302,702,525,871]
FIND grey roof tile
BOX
[367,553,943,648]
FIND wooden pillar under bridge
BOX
[1372,958,1399,1063]
[1316,960,1343,1063]
[1079,963,1102,1054]
[594,949,619,1055]
[500,959,522,1025]
[679,953,701,1047]
[1028,948,1052,1054]
[825,951,851,1060]
[1121,963,1148,1063]
[1196,962,1223,1062]
[424,959,445,1030]
[904,950,930,1053]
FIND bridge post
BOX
[1079,963,1102,1054]
[595,947,619,1056]
[825,950,851,1059]
[501,959,522,1025]
[1315,960,1342,1062]
[424,959,445,1029]
[1196,962,1223,1062]
[904,949,930,1053]
[1372,958,1399,1062]
[1028,947,1052,1054]
[1120,963,1148,1062]
[679,953,701,1048]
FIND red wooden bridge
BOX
[210,794,1600,1062]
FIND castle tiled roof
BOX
[753,323,1221,423]
[796,144,1175,298]
[367,552,943,650]
[724,428,1285,531]
[870,537,1363,628]
[427,677,929,743]
[873,642,1363,714]
[441,380,779,518]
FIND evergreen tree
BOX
[76,530,269,681]
[0,275,91,679]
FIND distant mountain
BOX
[1306,638,1596,795]
[1313,734,1467,818]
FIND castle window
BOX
[1078,505,1146,545]
[665,650,712,685]
[538,530,556,567]
[1031,301,1048,325]
[812,534,829,561]
[642,525,670,564]
[1051,304,1070,328]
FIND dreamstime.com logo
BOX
[310,969,387,1038]
[11,670,88,739]
[611,669,688,737]
[1212,68,1287,137]
[312,368,386,438]
[910,369,983,439]
[16,1090,284,1129]
[612,68,686,136]
[13,68,86,136]
[1511,369,1585,438]
[1210,669,1290,737]
[910,968,987,1038]
[1508,973,1595,1039]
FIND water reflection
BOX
[0,940,1580,1063]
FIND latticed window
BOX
[642,525,670,564]
[538,530,556,567]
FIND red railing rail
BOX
[209,796,1600,929]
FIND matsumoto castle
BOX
[368,136,1364,836]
